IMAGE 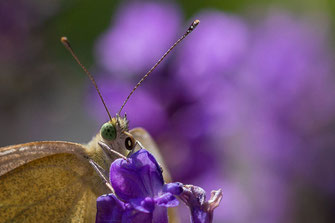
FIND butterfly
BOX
[0,20,199,222]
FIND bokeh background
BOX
[1,0,335,222]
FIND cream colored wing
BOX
[0,141,88,176]
[0,142,109,223]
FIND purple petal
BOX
[152,206,168,223]
[122,210,153,223]
[155,192,179,207]
[130,197,155,213]
[110,149,164,202]
[128,198,169,223]
[96,194,125,223]
[96,194,160,223]
[163,182,183,195]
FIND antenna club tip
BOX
[187,19,200,33]
[61,36,68,43]
[61,36,72,49]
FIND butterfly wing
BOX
[0,141,89,176]
[0,142,109,223]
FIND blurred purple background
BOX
[1,0,335,222]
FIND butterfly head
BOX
[100,115,136,153]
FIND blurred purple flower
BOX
[229,12,335,176]
[205,11,335,222]
[95,2,181,78]
[153,12,250,182]
[96,149,183,223]
[243,13,335,125]
[159,103,216,181]
[173,11,248,98]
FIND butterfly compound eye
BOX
[125,135,135,150]
[100,122,116,141]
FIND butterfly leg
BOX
[98,141,128,161]
[89,159,114,193]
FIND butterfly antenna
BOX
[118,19,200,115]
[61,37,112,121]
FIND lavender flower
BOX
[96,149,183,223]
[96,148,223,223]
